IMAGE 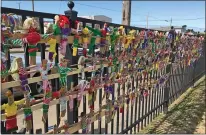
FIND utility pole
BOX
[122,0,131,26]
[146,13,149,29]
[170,18,172,27]
[17,2,21,9]
[32,0,34,11]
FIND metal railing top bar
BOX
[1,7,165,32]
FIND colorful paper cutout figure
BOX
[1,90,25,133]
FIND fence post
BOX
[163,63,172,113]
[192,60,196,87]
[64,1,79,134]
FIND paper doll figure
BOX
[1,90,25,133]
[11,17,41,65]
[105,99,113,123]
[130,90,136,105]
[100,23,110,56]
[45,23,57,62]
[42,88,52,123]
[52,58,72,88]
[77,80,88,107]
[80,112,88,134]
[82,27,90,57]
[9,57,37,92]
[39,59,54,91]
[59,86,67,118]
[57,15,71,56]
[22,91,33,132]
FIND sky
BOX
[2,1,205,31]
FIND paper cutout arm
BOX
[1,104,6,110]
[15,99,25,105]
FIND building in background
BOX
[152,25,187,34]
[79,15,112,23]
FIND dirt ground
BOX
[194,112,206,134]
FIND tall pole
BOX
[17,2,21,9]
[170,18,172,27]
[122,0,131,26]
[147,13,149,29]
[32,0,34,11]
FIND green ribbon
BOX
[11,39,23,46]
[41,34,49,39]
[73,37,79,48]
[85,26,102,55]
[1,69,9,78]
[88,37,96,55]
[110,28,118,55]
[151,40,156,54]
[53,24,61,36]
[112,57,118,72]
[85,26,102,36]
[136,57,140,64]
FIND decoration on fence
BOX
[1,90,25,133]
[11,17,41,65]
[57,15,70,56]
[22,92,34,132]
[9,57,37,90]
[1,13,204,134]
[45,23,57,62]
[39,59,54,123]
[52,58,72,89]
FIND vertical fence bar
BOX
[39,17,48,133]
[130,75,134,134]
[126,80,129,133]
[96,24,102,135]
[158,70,162,115]
[140,75,145,130]
[90,23,95,134]
[154,71,158,117]
[147,71,152,125]
[150,70,154,122]
[152,71,157,119]
[121,82,125,133]
[72,57,79,134]
[111,82,115,134]
[105,67,109,134]
[55,41,60,128]
[98,22,103,133]
[82,22,87,124]
[144,73,148,127]
[105,92,108,134]
[159,70,163,113]
[137,75,142,132]
[157,70,160,115]
[98,78,103,134]
[163,64,171,114]
[116,83,120,133]
[134,74,138,133]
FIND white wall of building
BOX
[175,29,182,34]
[79,15,112,23]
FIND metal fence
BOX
[1,6,205,134]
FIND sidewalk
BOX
[138,75,205,134]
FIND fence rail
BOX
[1,6,205,134]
